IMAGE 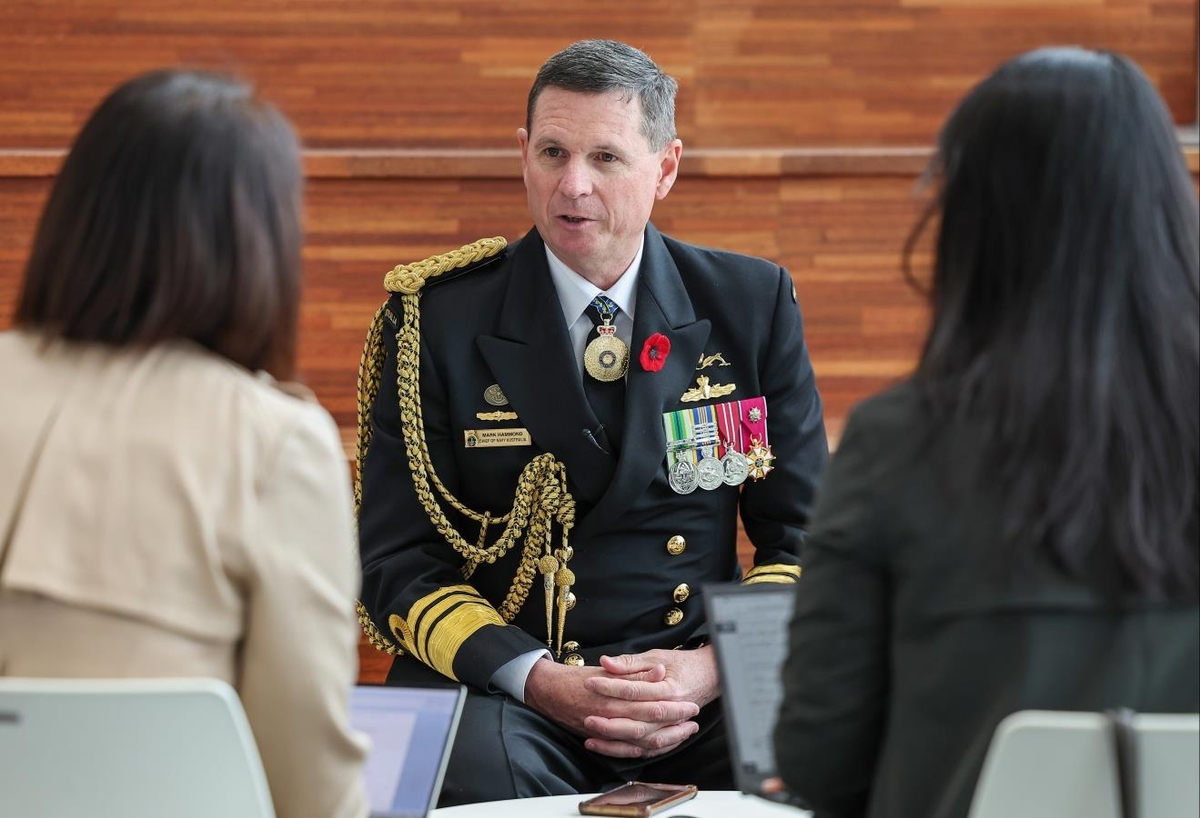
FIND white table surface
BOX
[431,790,810,817]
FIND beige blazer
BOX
[0,331,368,818]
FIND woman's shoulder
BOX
[154,342,342,457]
[843,379,927,440]
[2,333,339,462]
[150,340,322,410]
[829,379,953,494]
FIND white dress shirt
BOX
[488,239,645,702]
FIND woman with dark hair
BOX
[773,47,1199,818]
[0,70,368,818]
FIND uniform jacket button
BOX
[666,535,686,555]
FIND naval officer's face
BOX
[518,87,681,286]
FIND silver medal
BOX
[697,457,724,491]
[721,450,750,486]
[668,459,699,494]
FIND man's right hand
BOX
[523,658,701,758]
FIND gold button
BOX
[563,641,580,653]
[666,535,686,556]
[664,607,684,626]
[565,591,577,611]
[673,583,691,603]
[563,653,585,666]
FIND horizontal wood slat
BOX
[2,144,1196,178]
[0,146,936,178]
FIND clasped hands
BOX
[523,646,720,759]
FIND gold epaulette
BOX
[383,237,507,295]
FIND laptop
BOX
[348,684,466,818]
[703,582,797,799]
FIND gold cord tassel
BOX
[538,554,559,649]
[554,566,575,658]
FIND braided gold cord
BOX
[354,303,386,516]
[356,597,398,654]
[394,291,577,622]
[354,303,401,654]
[354,237,578,654]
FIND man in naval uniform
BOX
[357,39,828,805]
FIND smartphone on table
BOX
[578,781,699,817]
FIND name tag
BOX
[463,428,532,448]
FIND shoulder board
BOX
[383,237,508,295]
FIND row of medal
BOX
[662,397,773,495]
[668,449,751,494]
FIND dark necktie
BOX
[583,296,626,455]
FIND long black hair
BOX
[907,47,1199,600]
[16,70,303,380]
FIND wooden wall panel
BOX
[0,0,1193,150]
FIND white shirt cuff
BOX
[489,648,552,703]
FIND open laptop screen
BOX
[704,583,796,793]
[348,684,465,818]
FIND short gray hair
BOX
[526,39,678,150]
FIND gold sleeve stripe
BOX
[408,584,482,636]
[424,602,506,680]
[407,584,505,679]
[417,597,476,663]
[409,586,484,660]
[743,563,802,585]
[743,573,796,585]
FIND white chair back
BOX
[968,709,1199,818]
[0,677,275,818]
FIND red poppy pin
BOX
[639,333,671,373]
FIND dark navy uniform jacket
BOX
[358,223,828,690]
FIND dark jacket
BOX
[774,381,1200,818]
[359,224,829,689]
